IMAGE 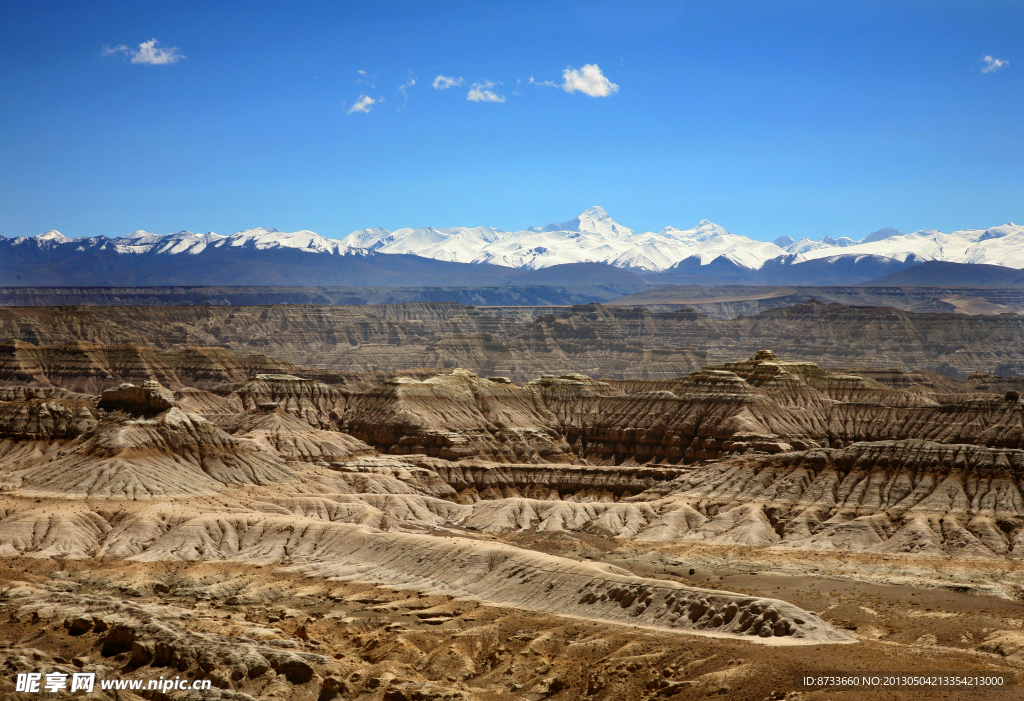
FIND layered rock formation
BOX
[1,300,1024,380]
[3,347,1024,700]
[635,440,1024,558]
[291,354,1024,468]
[2,353,1023,556]
[0,339,357,392]
[0,377,842,645]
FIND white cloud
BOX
[982,55,1009,73]
[397,73,416,109]
[103,39,184,65]
[561,64,618,97]
[347,95,376,114]
[529,76,558,88]
[432,75,464,90]
[355,70,374,88]
[467,80,505,103]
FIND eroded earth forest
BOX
[1,301,1023,701]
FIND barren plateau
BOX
[0,301,1023,700]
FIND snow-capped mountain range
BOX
[18,206,1024,276]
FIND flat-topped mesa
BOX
[672,369,762,398]
[212,374,350,430]
[0,339,359,394]
[691,350,915,407]
[99,380,177,413]
[705,349,828,385]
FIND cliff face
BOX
[0,301,1023,381]
[0,339,363,392]
[309,356,1023,466]
[635,440,1024,559]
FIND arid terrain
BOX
[1,302,1023,700]
[2,300,1024,381]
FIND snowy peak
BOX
[784,222,1024,268]
[341,227,395,251]
[978,223,1019,241]
[531,206,634,238]
[574,205,634,237]
[657,220,732,242]
[36,230,68,243]
[863,227,902,243]
[112,230,224,255]
[819,236,857,247]
[360,210,773,271]
[226,228,349,255]
[122,230,160,241]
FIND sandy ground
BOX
[1,553,1021,701]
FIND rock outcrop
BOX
[100,380,178,413]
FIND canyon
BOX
[1,301,1024,385]
[1,324,1023,699]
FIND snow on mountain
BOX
[961,224,1024,267]
[340,227,395,251]
[530,206,636,237]
[789,224,1024,268]
[19,211,1024,275]
[47,227,357,257]
[113,230,227,255]
[225,227,350,254]
[863,227,902,243]
[36,230,68,243]
[339,208,785,272]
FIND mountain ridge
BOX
[8,207,1024,287]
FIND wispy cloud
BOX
[562,64,618,97]
[467,80,505,103]
[102,39,184,65]
[529,76,558,88]
[355,69,375,88]
[397,73,416,109]
[982,55,1009,73]
[347,95,376,114]
[432,75,464,90]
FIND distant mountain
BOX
[863,227,903,243]
[863,261,1024,288]
[340,206,787,272]
[646,252,923,286]
[0,232,649,291]
[5,209,1023,288]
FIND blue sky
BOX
[1,1,1021,241]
